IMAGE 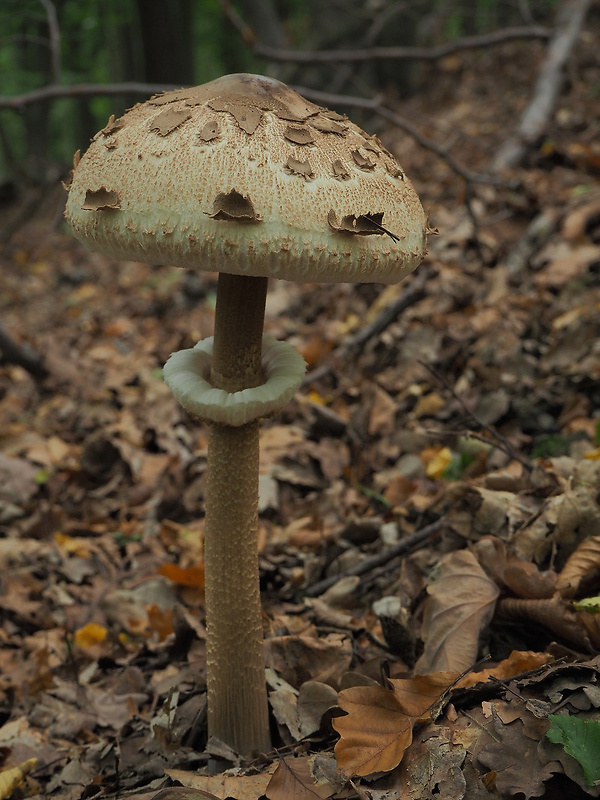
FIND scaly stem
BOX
[205,272,270,756]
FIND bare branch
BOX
[492,0,593,171]
[299,519,444,599]
[0,320,48,380]
[243,26,551,64]
[294,85,517,187]
[38,0,61,84]
[303,268,431,389]
[0,82,179,111]
[418,359,534,472]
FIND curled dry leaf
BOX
[498,595,594,651]
[474,536,557,599]
[333,672,457,777]
[556,535,600,598]
[415,549,500,675]
[457,649,554,689]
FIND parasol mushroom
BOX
[64,73,427,757]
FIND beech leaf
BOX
[556,535,600,598]
[265,756,333,800]
[333,672,456,777]
[416,549,500,674]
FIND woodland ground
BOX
[1,23,600,800]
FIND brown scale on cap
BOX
[65,73,426,284]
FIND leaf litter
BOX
[1,33,600,800]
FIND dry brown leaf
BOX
[415,549,500,675]
[333,672,456,776]
[265,756,333,800]
[165,768,273,800]
[474,536,556,599]
[0,758,37,800]
[556,535,600,598]
[498,595,593,651]
[457,650,554,689]
[152,789,220,800]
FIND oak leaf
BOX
[333,672,456,776]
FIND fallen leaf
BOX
[333,672,456,776]
[0,758,37,799]
[266,756,332,800]
[556,535,600,598]
[73,622,108,648]
[457,650,554,689]
[166,768,273,800]
[416,549,499,674]
[158,562,205,589]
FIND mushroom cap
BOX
[65,73,426,284]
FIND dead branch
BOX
[299,518,444,598]
[38,0,61,85]
[302,268,431,389]
[418,359,534,472]
[224,19,550,64]
[0,320,48,380]
[295,85,517,188]
[492,0,593,172]
[0,82,178,111]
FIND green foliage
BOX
[546,715,600,786]
[443,451,474,481]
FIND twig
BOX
[299,518,443,598]
[0,82,179,111]
[38,0,61,85]
[0,320,48,380]
[238,26,551,64]
[218,0,257,47]
[492,0,593,171]
[293,86,518,188]
[302,267,431,388]
[418,359,534,471]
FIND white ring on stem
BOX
[163,333,306,426]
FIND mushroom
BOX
[64,73,427,757]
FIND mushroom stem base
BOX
[205,419,271,756]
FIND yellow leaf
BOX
[53,532,91,558]
[584,447,600,461]
[0,757,37,799]
[74,622,108,648]
[425,446,453,478]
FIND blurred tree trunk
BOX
[18,17,51,176]
[135,0,194,85]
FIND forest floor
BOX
[1,24,600,800]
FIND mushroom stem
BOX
[205,272,271,756]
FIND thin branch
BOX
[235,25,551,64]
[219,0,257,47]
[302,268,431,388]
[299,518,443,599]
[293,85,518,188]
[492,0,593,171]
[0,82,179,111]
[38,0,61,85]
[418,359,534,471]
[0,320,48,380]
